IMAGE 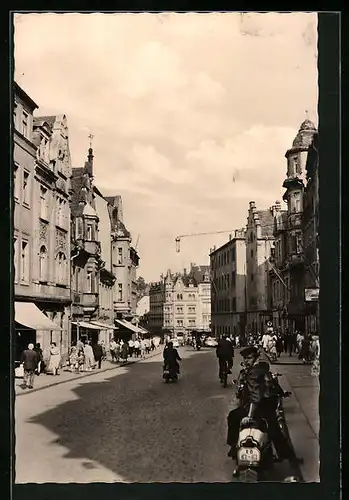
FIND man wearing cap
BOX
[226,345,301,464]
[21,343,38,389]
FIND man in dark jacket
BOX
[93,342,104,369]
[21,343,38,389]
[216,334,234,382]
[227,346,301,465]
[163,342,181,374]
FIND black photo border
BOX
[0,8,342,500]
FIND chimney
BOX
[249,201,256,211]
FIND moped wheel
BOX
[240,468,258,483]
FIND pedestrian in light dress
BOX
[69,345,79,373]
[84,341,95,371]
[47,342,61,375]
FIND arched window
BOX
[39,245,48,282]
[56,252,67,285]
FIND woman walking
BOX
[84,341,95,371]
[69,345,80,373]
[47,342,61,376]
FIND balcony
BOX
[81,292,99,311]
[83,240,100,255]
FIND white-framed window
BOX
[75,218,83,239]
[118,247,123,264]
[86,224,93,241]
[56,252,67,285]
[40,186,48,220]
[23,171,30,205]
[13,237,19,283]
[20,239,29,283]
[21,111,28,138]
[188,319,196,326]
[177,319,183,326]
[118,283,123,301]
[39,245,48,282]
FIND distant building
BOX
[148,281,165,336]
[303,132,319,334]
[149,265,211,339]
[210,229,246,339]
[245,201,278,334]
[13,82,72,361]
[136,295,150,318]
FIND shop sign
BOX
[305,288,319,302]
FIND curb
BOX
[15,350,162,397]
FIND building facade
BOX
[93,187,117,343]
[245,202,278,334]
[149,265,211,339]
[281,119,318,332]
[303,132,319,334]
[13,82,72,361]
[210,229,246,339]
[148,281,165,336]
[70,148,104,344]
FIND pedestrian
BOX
[121,341,129,363]
[114,341,121,362]
[100,340,107,360]
[276,335,283,357]
[93,341,104,369]
[140,338,147,358]
[134,338,140,357]
[21,343,38,389]
[288,331,297,357]
[109,338,117,362]
[296,331,304,354]
[84,341,95,371]
[299,334,311,363]
[69,345,79,373]
[311,334,320,377]
[34,342,44,375]
[128,339,134,357]
[46,342,61,376]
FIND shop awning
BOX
[71,321,101,330]
[15,302,63,330]
[115,319,143,334]
[90,321,118,330]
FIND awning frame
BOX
[15,302,63,331]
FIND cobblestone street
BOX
[15,347,319,483]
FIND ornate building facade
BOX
[13,82,73,360]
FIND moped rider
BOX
[226,346,302,465]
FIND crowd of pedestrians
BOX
[19,341,63,389]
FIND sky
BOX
[13,12,318,282]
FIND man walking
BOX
[21,343,38,389]
[216,334,234,382]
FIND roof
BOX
[189,265,210,283]
[14,82,38,111]
[83,203,98,218]
[36,115,56,128]
[256,210,275,238]
[290,118,317,151]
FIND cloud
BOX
[13,12,318,281]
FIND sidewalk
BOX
[265,351,320,482]
[15,347,162,397]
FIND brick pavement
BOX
[15,347,162,397]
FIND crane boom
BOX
[175,229,233,253]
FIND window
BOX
[86,224,93,241]
[118,247,123,264]
[177,319,183,326]
[75,266,80,292]
[13,237,19,283]
[13,102,18,127]
[23,171,30,205]
[296,233,303,254]
[20,240,29,283]
[14,165,20,200]
[189,319,196,326]
[21,111,28,138]
[56,252,67,285]
[118,283,123,301]
[86,271,92,293]
[40,186,48,220]
[295,195,301,213]
[39,246,48,282]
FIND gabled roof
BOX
[83,203,98,218]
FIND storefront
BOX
[14,301,63,362]
[115,319,144,341]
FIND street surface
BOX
[15,347,316,483]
